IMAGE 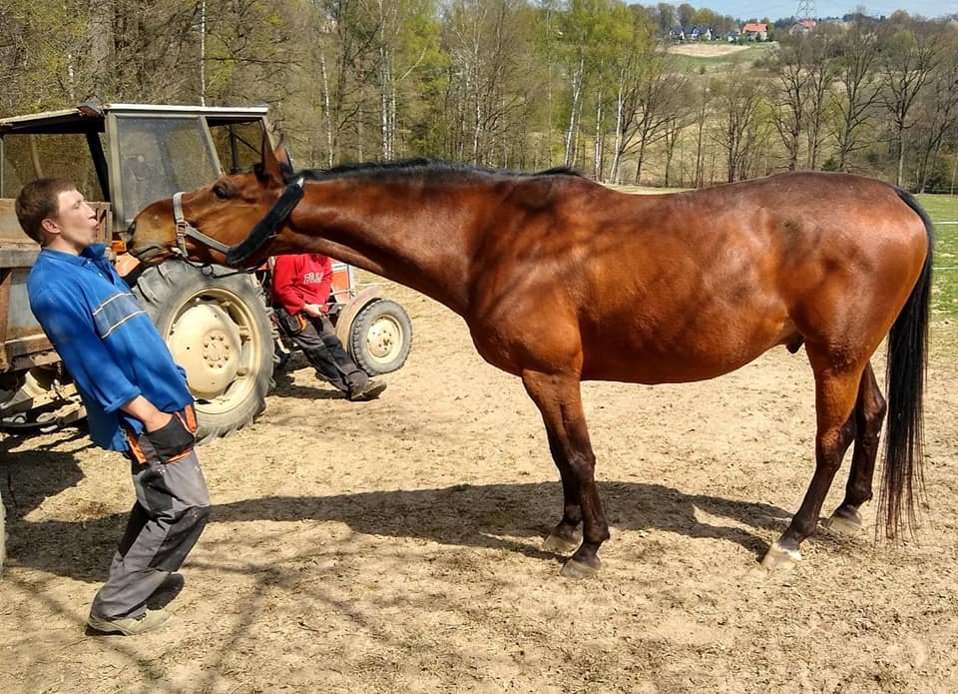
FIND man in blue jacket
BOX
[16,178,210,636]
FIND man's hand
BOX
[114,253,141,278]
[142,410,174,433]
[122,396,195,463]
[302,303,325,318]
[121,395,173,432]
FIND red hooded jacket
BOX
[271,254,334,315]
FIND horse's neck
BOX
[279,178,477,314]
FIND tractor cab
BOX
[1,101,270,237]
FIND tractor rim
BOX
[165,287,263,417]
[365,314,404,367]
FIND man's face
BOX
[43,189,99,249]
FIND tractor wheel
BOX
[132,261,274,442]
[348,299,412,375]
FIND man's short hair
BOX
[14,178,76,245]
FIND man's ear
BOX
[40,217,60,236]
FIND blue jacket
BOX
[27,244,194,451]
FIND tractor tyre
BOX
[132,261,274,442]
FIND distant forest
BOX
[2,1,956,192]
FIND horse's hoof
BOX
[825,508,863,535]
[543,532,580,555]
[560,557,600,579]
[760,541,802,571]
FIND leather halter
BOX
[171,176,306,266]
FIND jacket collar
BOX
[39,243,108,266]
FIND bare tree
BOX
[692,79,711,187]
[608,44,642,184]
[608,45,683,185]
[804,27,839,170]
[832,19,881,172]
[715,77,765,183]
[661,115,684,187]
[879,20,942,187]
[914,42,958,192]
[771,36,810,171]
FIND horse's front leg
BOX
[541,428,583,554]
[522,370,609,577]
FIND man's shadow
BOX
[1,430,89,516]
[4,436,794,582]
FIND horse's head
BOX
[129,137,298,267]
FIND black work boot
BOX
[346,379,387,401]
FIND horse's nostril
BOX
[127,220,137,236]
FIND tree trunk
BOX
[90,0,113,96]
[564,56,584,167]
[663,119,681,188]
[897,129,905,188]
[611,81,625,183]
[319,49,334,166]
[593,94,603,179]
[199,0,206,106]
[694,92,707,187]
[633,140,647,185]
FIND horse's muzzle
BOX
[128,241,173,264]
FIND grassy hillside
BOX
[919,193,958,316]
[666,41,776,73]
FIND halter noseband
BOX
[171,175,306,266]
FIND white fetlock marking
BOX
[761,541,802,569]
[772,542,802,562]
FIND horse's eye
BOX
[213,186,229,200]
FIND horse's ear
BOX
[274,141,292,172]
[258,132,285,186]
[257,133,294,186]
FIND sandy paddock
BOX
[1,279,957,693]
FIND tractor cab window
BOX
[113,115,220,224]
[209,120,266,175]
[1,133,105,201]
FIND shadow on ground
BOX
[4,444,791,582]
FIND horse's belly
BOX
[580,311,796,385]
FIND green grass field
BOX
[918,193,958,316]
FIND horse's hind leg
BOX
[522,370,609,577]
[542,429,583,554]
[826,362,887,534]
[762,352,864,570]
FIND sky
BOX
[678,0,956,20]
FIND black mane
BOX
[281,158,584,183]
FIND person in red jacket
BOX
[271,253,386,401]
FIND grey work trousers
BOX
[90,419,210,620]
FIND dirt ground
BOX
[2,278,958,694]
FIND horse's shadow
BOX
[3,440,793,582]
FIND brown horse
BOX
[130,142,932,577]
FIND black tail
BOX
[878,188,934,539]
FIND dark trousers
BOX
[91,412,210,620]
[278,310,367,393]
